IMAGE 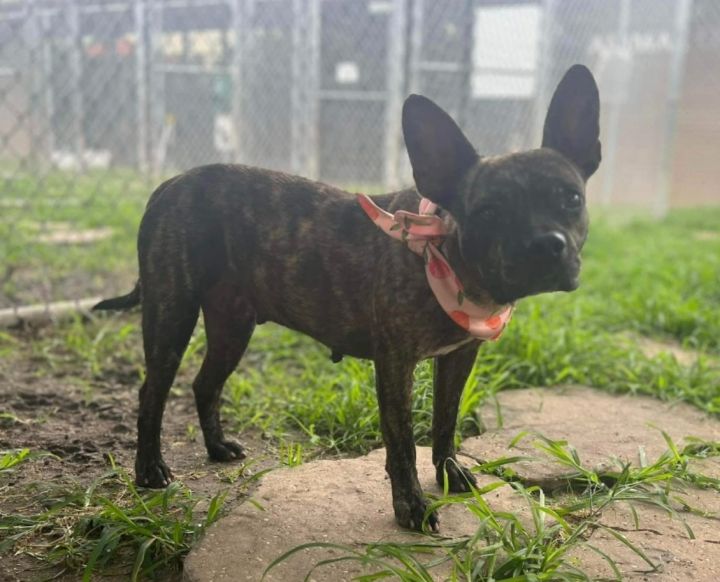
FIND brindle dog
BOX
[95,65,601,532]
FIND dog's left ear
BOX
[403,95,478,208]
[542,65,601,180]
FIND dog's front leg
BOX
[374,353,438,532]
[433,341,480,492]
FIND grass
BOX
[0,455,227,581]
[0,168,151,305]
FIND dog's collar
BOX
[357,193,513,340]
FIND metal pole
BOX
[291,0,319,178]
[600,0,631,207]
[230,0,250,164]
[68,0,85,170]
[41,11,55,161]
[532,0,556,148]
[290,0,304,176]
[655,0,692,218]
[135,0,149,175]
[148,0,165,177]
[307,0,320,180]
[26,0,42,166]
[383,0,407,190]
[399,0,425,185]
[407,0,424,95]
[456,0,474,129]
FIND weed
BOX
[0,455,227,581]
[279,442,305,467]
[0,449,38,473]
[186,423,199,443]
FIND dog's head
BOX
[402,65,601,305]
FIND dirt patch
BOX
[693,230,720,241]
[632,335,710,366]
[463,386,720,580]
[0,330,272,582]
[185,387,720,582]
[463,385,720,480]
[33,226,114,246]
[184,447,498,582]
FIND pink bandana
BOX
[357,193,513,341]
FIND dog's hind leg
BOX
[136,291,200,488]
[192,284,255,462]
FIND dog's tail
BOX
[93,281,141,311]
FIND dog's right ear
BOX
[402,95,478,208]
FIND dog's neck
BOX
[386,188,498,306]
[435,212,497,306]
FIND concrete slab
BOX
[184,387,720,581]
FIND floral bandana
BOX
[357,193,514,341]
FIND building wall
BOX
[670,0,720,207]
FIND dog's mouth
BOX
[488,256,581,304]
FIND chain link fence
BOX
[0,0,718,312]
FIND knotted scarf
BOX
[357,193,513,340]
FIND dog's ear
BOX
[542,65,601,180]
[402,95,478,207]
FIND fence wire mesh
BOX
[0,0,718,311]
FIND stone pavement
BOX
[184,387,720,581]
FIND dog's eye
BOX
[562,192,583,211]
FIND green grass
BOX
[0,455,227,581]
[0,169,150,304]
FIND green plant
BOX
[0,455,227,581]
[0,449,37,473]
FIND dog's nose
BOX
[529,231,567,259]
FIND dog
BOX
[94,64,600,532]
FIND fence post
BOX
[25,0,42,167]
[147,0,166,178]
[68,0,85,170]
[532,0,556,149]
[40,10,55,163]
[599,0,631,208]
[308,0,320,180]
[135,0,149,175]
[456,0,474,130]
[384,0,407,191]
[291,0,306,177]
[656,0,693,217]
[230,0,250,165]
[290,0,320,180]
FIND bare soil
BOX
[0,324,271,582]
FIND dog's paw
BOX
[436,459,477,493]
[135,457,173,489]
[394,493,439,533]
[207,439,246,462]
